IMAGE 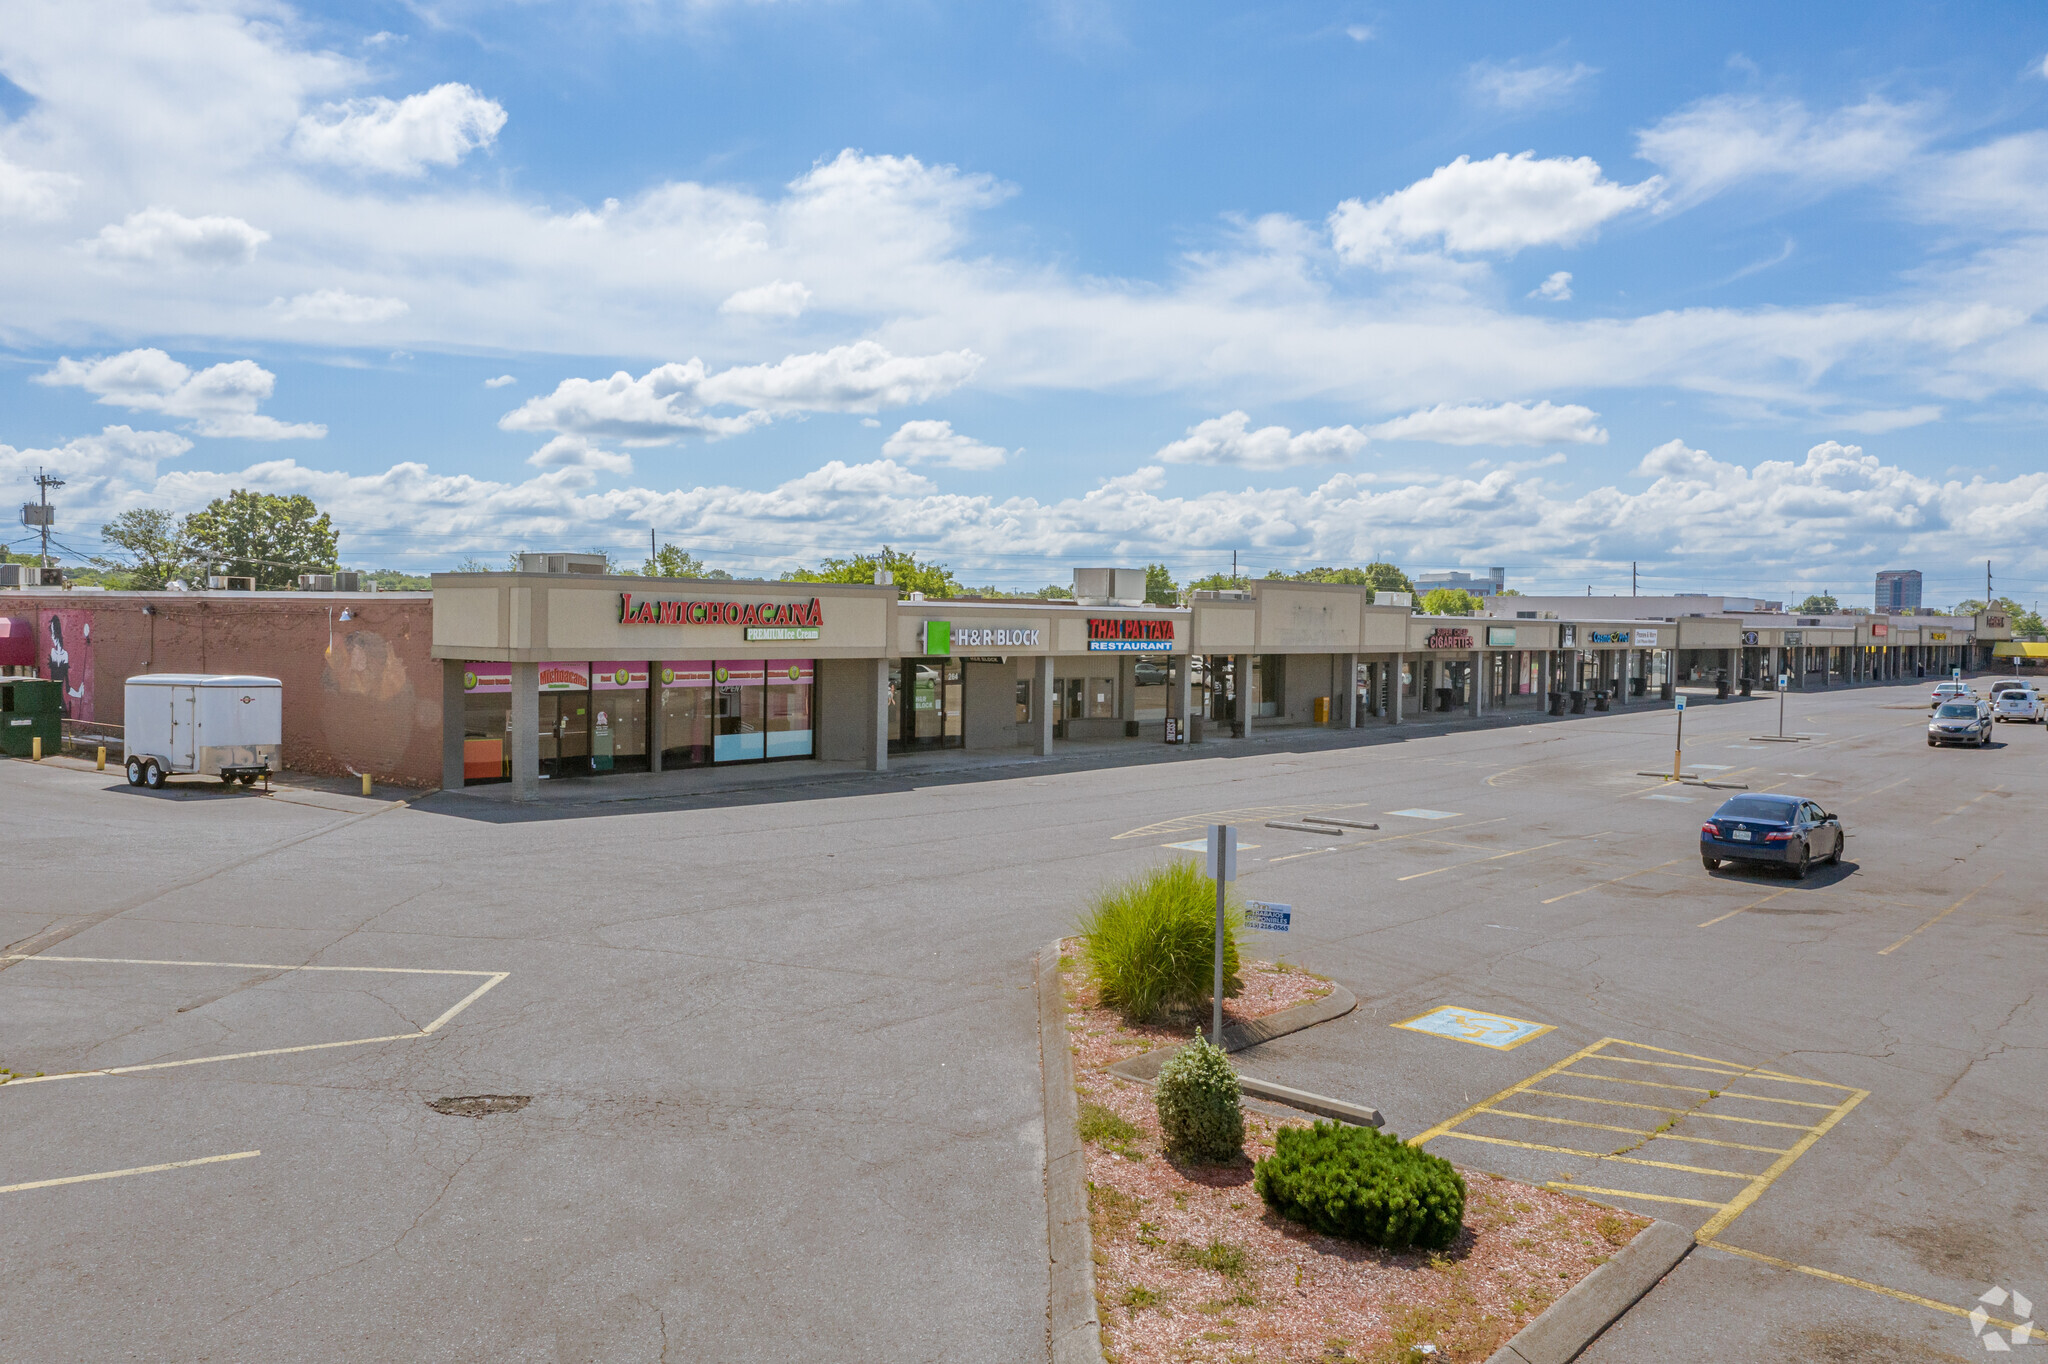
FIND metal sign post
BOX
[1778,672,1789,738]
[1672,695,1686,780]
[1205,823,1236,1045]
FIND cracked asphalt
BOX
[2,674,2041,1361]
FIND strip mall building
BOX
[0,569,2012,795]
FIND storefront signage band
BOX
[1425,627,1473,649]
[919,622,1043,655]
[618,592,822,631]
[1485,626,1516,647]
[1088,618,1174,644]
[1588,630,1630,645]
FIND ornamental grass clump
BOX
[1253,1121,1467,1251]
[1155,1035,1245,1164]
[1077,859,1243,1023]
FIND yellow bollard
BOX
[31,735,41,761]
[96,745,106,771]
[361,772,372,797]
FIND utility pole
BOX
[31,464,64,565]
[650,527,656,567]
[1987,560,1993,610]
[1632,561,1637,596]
[1231,549,1238,587]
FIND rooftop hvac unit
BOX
[298,573,335,592]
[1372,590,1414,608]
[1,564,65,588]
[208,575,256,591]
[1072,567,1146,606]
[333,571,360,592]
[518,552,610,575]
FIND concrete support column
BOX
[648,678,666,772]
[1725,649,1738,691]
[1119,657,1137,725]
[1236,655,1252,737]
[509,662,539,801]
[1033,655,1055,756]
[440,659,466,792]
[1340,652,1358,727]
[1469,651,1483,717]
[1174,652,1193,741]
[1390,653,1405,724]
[863,658,891,770]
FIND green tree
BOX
[1494,587,1522,597]
[1187,571,1243,592]
[1144,563,1179,606]
[1035,584,1074,599]
[181,490,338,590]
[95,508,189,589]
[2012,609,2045,637]
[784,545,959,599]
[1361,561,1414,594]
[1420,586,1481,615]
[643,542,732,579]
[1794,593,1840,614]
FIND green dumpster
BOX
[0,678,62,757]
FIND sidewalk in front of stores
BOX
[428,685,1763,812]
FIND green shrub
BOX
[1078,859,1243,1022]
[1155,1035,1244,1163]
[1253,1121,1466,1251]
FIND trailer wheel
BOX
[142,760,165,789]
[221,771,237,785]
[125,757,144,786]
[238,772,258,786]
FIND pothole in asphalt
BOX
[428,1094,531,1118]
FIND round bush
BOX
[1155,1035,1244,1163]
[1253,1121,1466,1251]
[1077,859,1242,1022]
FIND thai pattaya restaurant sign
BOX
[618,592,822,641]
[1087,618,1175,652]
[1426,627,1473,649]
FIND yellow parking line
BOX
[1557,1071,1839,1109]
[1519,1089,1820,1130]
[1698,1238,2034,1333]
[1586,1054,1848,1088]
[1695,1089,1869,1240]
[1542,858,1685,904]
[1477,1108,1791,1154]
[1698,888,1794,928]
[1437,1130,1753,1179]
[0,1149,259,1196]
[1397,836,1594,882]
[1877,872,2003,955]
[1410,1038,1613,1147]
[1547,1182,1728,1210]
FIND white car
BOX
[1930,681,1976,709]
[1994,687,2044,723]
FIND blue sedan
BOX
[1701,794,1844,878]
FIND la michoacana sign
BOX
[618,592,823,642]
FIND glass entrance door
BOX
[890,658,964,750]
[714,660,765,762]
[539,693,590,777]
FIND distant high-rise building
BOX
[1875,569,1922,613]
[1416,566,1506,597]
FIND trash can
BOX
[1593,690,1611,712]
[1569,689,1587,714]
[1547,690,1566,716]
[0,678,62,757]
[1660,682,1674,701]
[1716,676,1731,698]
[1312,696,1331,724]
[1740,678,1754,697]
[1189,716,1204,744]
[1631,676,1646,697]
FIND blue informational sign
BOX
[1674,696,1687,711]
[1246,900,1291,932]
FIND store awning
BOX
[1992,642,2048,657]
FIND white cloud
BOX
[1636,95,1924,203]
[526,435,633,478]
[272,289,408,323]
[881,419,1006,470]
[34,349,325,440]
[1370,400,1607,446]
[1530,270,1573,301]
[1330,152,1662,267]
[720,279,813,318]
[1345,24,1374,42]
[484,374,517,388]
[291,83,507,177]
[84,207,269,266]
[0,156,80,219]
[1829,405,1942,434]
[501,342,980,445]
[1156,412,1370,469]
[1468,60,1596,112]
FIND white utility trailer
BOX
[123,674,282,789]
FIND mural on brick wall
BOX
[38,609,93,722]
[320,628,416,771]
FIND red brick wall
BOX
[24,594,442,787]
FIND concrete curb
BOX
[1036,942,1104,1364]
[1105,984,1357,1081]
[1483,1219,1695,1364]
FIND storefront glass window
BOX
[538,662,592,778]
[461,661,512,784]
[714,659,765,762]
[764,659,813,759]
[892,658,963,750]
[1133,658,1169,721]
[591,662,650,774]
[1015,679,1031,724]
[1086,675,1117,719]
[659,662,713,768]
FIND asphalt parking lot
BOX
[3,676,2042,1362]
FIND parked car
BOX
[1929,681,1975,708]
[1989,678,2031,699]
[1928,699,1994,747]
[1701,794,1844,878]
[1993,686,2043,723]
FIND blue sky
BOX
[3,0,2048,606]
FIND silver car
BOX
[1928,698,1993,747]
